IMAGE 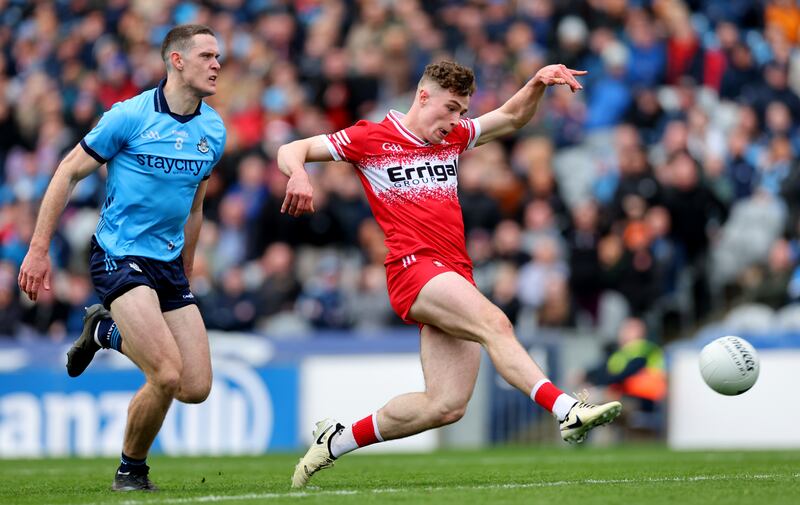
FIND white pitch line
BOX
[428,450,800,467]
[66,473,800,505]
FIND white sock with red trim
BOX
[330,413,383,458]
[530,379,578,422]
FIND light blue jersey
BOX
[81,79,226,261]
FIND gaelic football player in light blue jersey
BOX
[18,24,226,491]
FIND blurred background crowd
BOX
[2,0,800,350]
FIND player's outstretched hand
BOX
[18,250,51,302]
[533,64,586,92]
[281,171,315,217]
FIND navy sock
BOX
[119,452,148,474]
[96,319,122,352]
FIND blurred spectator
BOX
[661,2,699,85]
[357,218,389,267]
[765,0,800,46]
[686,108,725,168]
[543,85,586,148]
[459,155,502,233]
[584,40,631,130]
[321,162,373,247]
[520,140,570,231]
[552,16,589,71]
[662,150,728,318]
[583,317,666,433]
[702,155,735,216]
[596,229,656,317]
[537,271,573,328]
[19,273,70,340]
[346,263,397,330]
[203,266,259,332]
[254,241,300,321]
[757,135,792,195]
[490,262,522,326]
[745,237,800,308]
[741,62,800,124]
[609,137,662,223]
[624,88,666,146]
[492,220,529,267]
[645,205,679,296]
[624,9,665,88]
[517,235,569,321]
[726,127,758,201]
[0,260,21,336]
[296,253,349,329]
[213,193,248,276]
[228,153,269,224]
[468,228,495,296]
[520,199,565,257]
[720,42,760,101]
[566,199,604,324]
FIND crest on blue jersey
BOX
[197,136,209,153]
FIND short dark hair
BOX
[160,24,216,63]
[420,61,476,97]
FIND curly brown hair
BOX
[420,61,476,97]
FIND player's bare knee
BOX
[481,309,515,342]
[176,379,211,404]
[151,366,182,397]
[435,403,467,426]
[430,397,468,427]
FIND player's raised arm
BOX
[277,135,335,217]
[475,64,587,147]
[18,144,102,301]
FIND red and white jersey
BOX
[322,110,482,265]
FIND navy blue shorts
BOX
[89,236,197,312]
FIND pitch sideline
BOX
[66,472,800,505]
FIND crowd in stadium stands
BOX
[2,0,800,343]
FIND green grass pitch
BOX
[1,446,798,504]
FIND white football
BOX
[699,336,760,395]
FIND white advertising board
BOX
[300,355,437,453]
[669,349,800,449]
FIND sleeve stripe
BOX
[331,135,346,158]
[333,140,345,159]
[459,118,475,146]
[321,135,343,161]
[335,131,350,146]
[467,118,481,150]
[80,139,107,164]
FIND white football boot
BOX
[291,418,344,489]
[560,395,622,444]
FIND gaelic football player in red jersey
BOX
[279,61,622,488]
